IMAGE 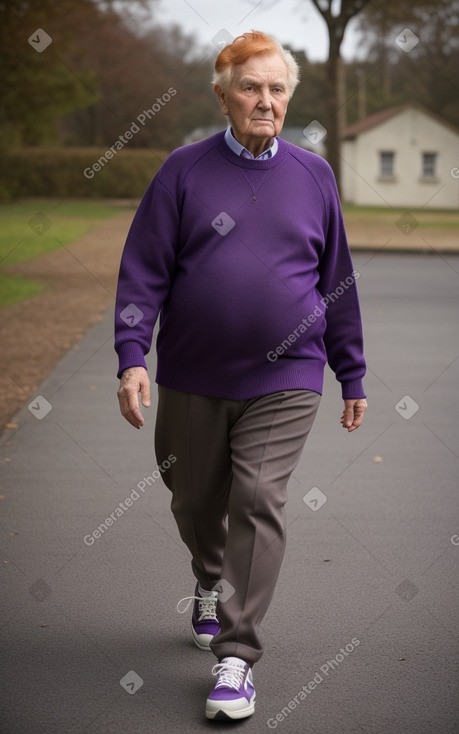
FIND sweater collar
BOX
[217,131,288,169]
[224,126,278,160]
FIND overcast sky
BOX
[154,0,364,62]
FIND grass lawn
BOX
[0,273,44,308]
[342,204,459,230]
[0,200,132,308]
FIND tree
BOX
[60,15,219,150]
[0,0,99,144]
[355,0,459,128]
[0,0,214,150]
[283,50,327,129]
[309,0,370,193]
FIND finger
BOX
[118,388,145,429]
[140,376,151,408]
[126,405,145,428]
[341,407,354,428]
[347,404,367,432]
[125,391,145,427]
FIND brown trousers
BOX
[154,386,321,665]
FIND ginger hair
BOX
[212,31,300,99]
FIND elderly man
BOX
[115,31,367,722]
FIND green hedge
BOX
[0,147,169,200]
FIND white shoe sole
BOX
[205,694,256,720]
[191,623,213,651]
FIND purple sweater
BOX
[115,132,366,400]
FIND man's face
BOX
[214,53,290,153]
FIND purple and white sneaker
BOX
[206,656,255,720]
[177,584,220,651]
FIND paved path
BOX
[1,252,458,734]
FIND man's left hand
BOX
[341,399,367,432]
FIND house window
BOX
[422,152,437,178]
[380,151,395,178]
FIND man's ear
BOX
[214,84,229,117]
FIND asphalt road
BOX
[1,252,458,734]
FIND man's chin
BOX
[250,121,277,136]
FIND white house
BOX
[341,103,459,209]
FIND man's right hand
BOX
[117,366,151,429]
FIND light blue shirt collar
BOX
[224,126,278,160]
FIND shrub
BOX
[0,147,169,200]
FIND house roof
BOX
[342,102,459,140]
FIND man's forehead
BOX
[233,54,288,81]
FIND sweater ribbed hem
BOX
[117,345,366,400]
[155,358,325,401]
[117,341,147,378]
[341,379,366,400]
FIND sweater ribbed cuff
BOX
[117,341,147,379]
[341,378,366,400]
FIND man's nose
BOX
[257,88,272,109]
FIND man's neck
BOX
[230,128,275,158]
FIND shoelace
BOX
[176,592,218,620]
[211,661,246,691]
